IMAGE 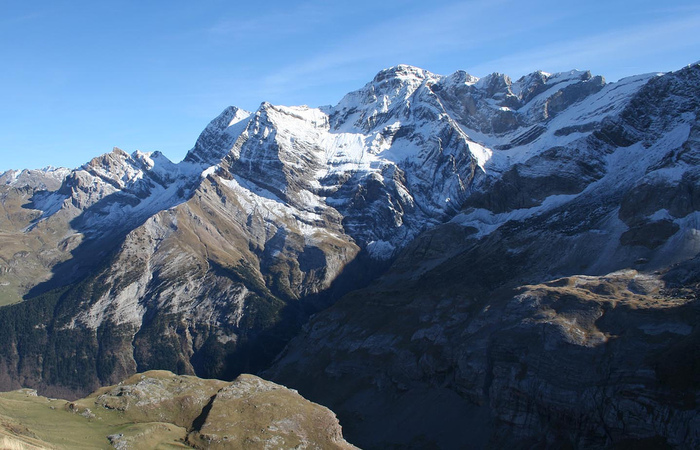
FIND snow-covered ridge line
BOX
[10,62,694,260]
[1,166,71,188]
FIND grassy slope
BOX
[0,389,188,449]
[0,370,356,450]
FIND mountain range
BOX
[1,62,699,448]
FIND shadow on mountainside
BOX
[23,168,199,299]
[185,251,391,382]
[266,224,700,449]
[3,164,394,398]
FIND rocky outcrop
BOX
[266,64,700,448]
[268,246,700,448]
[0,370,356,449]
[187,374,356,449]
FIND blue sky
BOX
[1,0,699,171]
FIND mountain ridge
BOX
[0,61,698,448]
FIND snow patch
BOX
[649,209,672,221]
[201,165,219,178]
[452,193,579,238]
[366,240,395,260]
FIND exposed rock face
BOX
[486,270,699,448]
[90,370,228,428]
[0,370,356,449]
[266,64,700,448]
[268,254,700,449]
[0,62,699,448]
[0,167,74,306]
[187,374,356,449]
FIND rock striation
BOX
[0,62,699,448]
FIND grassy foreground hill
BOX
[0,370,356,449]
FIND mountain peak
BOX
[330,65,441,132]
[185,105,252,165]
[82,147,131,171]
[442,70,479,86]
[474,72,513,96]
[372,64,433,83]
[111,146,129,157]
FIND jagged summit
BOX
[441,69,479,86]
[175,64,610,179]
[0,63,698,450]
[1,64,665,258]
[184,105,252,165]
[372,64,434,81]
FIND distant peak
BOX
[474,73,514,98]
[83,147,129,168]
[38,166,64,172]
[515,70,549,84]
[214,105,251,127]
[547,69,593,83]
[444,70,479,86]
[130,150,153,169]
[112,147,129,157]
[132,149,151,158]
[184,105,252,165]
[475,72,512,88]
[373,64,432,83]
[194,105,251,135]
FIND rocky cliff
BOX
[267,63,700,448]
[0,62,699,448]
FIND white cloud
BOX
[208,2,343,39]
[257,0,558,95]
[464,14,700,81]
[201,1,700,109]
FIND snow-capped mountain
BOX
[0,62,699,448]
[0,64,667,267]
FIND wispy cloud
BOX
[198,0,700,110]
[641,4,700,15]
[465,14,700,80]
[257,0,560,96]
[0,11,43,27]
[208,2,339,40]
